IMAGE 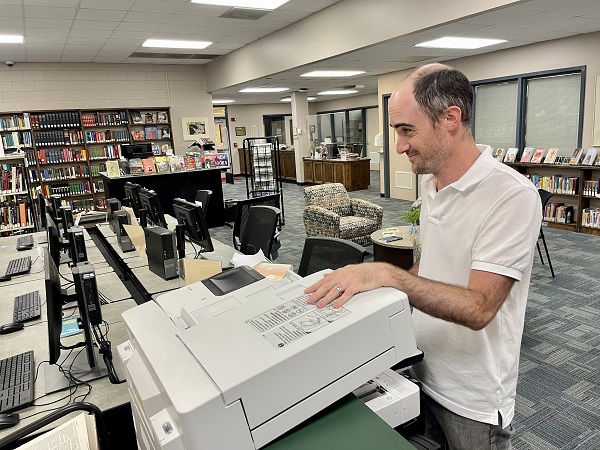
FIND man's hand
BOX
[304,262,394,309]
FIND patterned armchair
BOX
[303,183,383,246]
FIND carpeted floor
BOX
[211,172,600,449]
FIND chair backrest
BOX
[297,237,367,277]
[538,188,553,210]
[239,205,280,259]
[232,193,281,250]
[195,189,212,214]
[303,183,352,216]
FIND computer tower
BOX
[66,226,88,264]
[60,205,75,229]
[144,226,178,280]
[113,210,135,252]
[106,198,121,232]
[72,262,102,326]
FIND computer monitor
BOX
[46,213,71,266]
[49,194,62,222]
[42,250,108,394]
[60,205,74,229]
[121,143,153,160]
[38,192,48,230]
[139,188,167,228]
[172,198,214,252]
[123,181,143,217]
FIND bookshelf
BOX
[0,153,36,236]
[19,107,174,215]
[0,112,32,155]
[506,162,600,236]
[128,109,172,154]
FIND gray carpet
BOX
[212,172,600,449]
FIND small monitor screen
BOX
[43,247,63,365]
[46,213,61,267]
[201,266,264,296]
[139,188,167,228]
[123,182,143,216]
[172,198,213,252]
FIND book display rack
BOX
[506,162,600,236]
[0,153,36,236]
[2,108,174,217]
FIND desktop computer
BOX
[60,205,75,229]
[106,198,121,232]
[66,226,88,264]
[113,210,135,252]
[144,226,178,280]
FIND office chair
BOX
[297,237,367,277]
[239,205,280,260]
[232,193,282,255]
[537,189,555,278]
[194,189,212,215]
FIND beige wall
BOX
[0,63,214,154]
[378,31,600,201]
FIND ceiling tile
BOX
[24,6,77,19]
[25,0,79,6]
[71,20,120,31]
[26,36,68,44]
[68,29,114,39]
[131,0,186,14]
[116,21,161,32]
[24,18,74,29]
[66,37,109,45]
[263,10,309,22]
[79,0,135,10]
[122,11,172,24]
[1,5,23,16]
[25,27,70,37]
[173,3,229,17]
[76,9,127,21]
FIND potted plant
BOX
[401,198,422,262]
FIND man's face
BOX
[389,82,452,176]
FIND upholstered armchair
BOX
[303,183,383,247]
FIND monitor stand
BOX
[61,285,78,309]
[42,347,108,394]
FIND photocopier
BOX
[119,269,419,450]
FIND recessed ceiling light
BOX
[280,96,316,102]
[212,99,235,104]
[142,39,212,49]
[415,37,507,49]
[190,0,290,9]
[240,87,288,93]
[0,35,24,44]
[301,70,365,77]
[317,90,358,96]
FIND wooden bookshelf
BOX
[506,162,600,236]
[0,153,37,236]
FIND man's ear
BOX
[443,106,462,131]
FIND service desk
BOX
[100,167,225,227]
[303,157,370,191]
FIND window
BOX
[474,81,518,149]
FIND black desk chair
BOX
[239,205,280,260]
[537,189,555,278]
[194,189,212,215]
[297,237,367,277]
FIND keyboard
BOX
[5,256,32,277]
[200,250,234,269]
[0,350,34,413]
[16,235,34,251]
[13,291,41,323]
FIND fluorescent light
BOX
[142,39,212,49]
[280,96,316,102]
[191,0,289,8]
[415,37,506,49]
[0,35,24,44]
[317,90,358,96]
[239,87,288,93]
[301,70,365,77]
[212,99,235,104]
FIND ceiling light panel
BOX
[191,0,289,9]
[142,39,212,49]
[317,90,358,95]
[240,87,288,92]
[415,36,507,49]
[212,99,236,103]
[0,35,24,43]
[301,70,365,77]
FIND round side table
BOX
[370,226,414,270]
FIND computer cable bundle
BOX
[92,321,125,385]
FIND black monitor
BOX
[172,198,214,252]
[60,205,74,229]
[44,247,63,366]
[38,192,48,229]
[47,213,71,266]
[49,194,62,221]
[123,181,143,217]
[139,188,167,228]
[121,143,153,160]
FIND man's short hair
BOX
[412,67,473,127]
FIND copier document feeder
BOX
[120,269,418,450]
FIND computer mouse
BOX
[0,322,25,335]
[0,275,12,282]
[0,413,20,430]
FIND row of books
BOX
[38,147,87,164]
[71,198,97,213]
[494,147,599,166]
[32,165,90,182]
[543,203,574,224]
[106,152,230,178]
[96,197,106,209]
[84,129,129,144]
[88,144,121,160]
[0,113,30,131]
[0,200,33,230]
[90,163,106,177]
[81,111,128,127]
[1,163,26,193]
[1,131,33,149]
[42,181,91,197]
[527,175,579,195]
[130,127,170,141]
[92,180,104,193]
[30,112,81,129]
[130,110,168,124]
[582,180,600,197]
[24,149,36,165]
[34,130,85,147]
[582,208,600,228]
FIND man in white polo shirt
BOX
[305,64,541,449]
